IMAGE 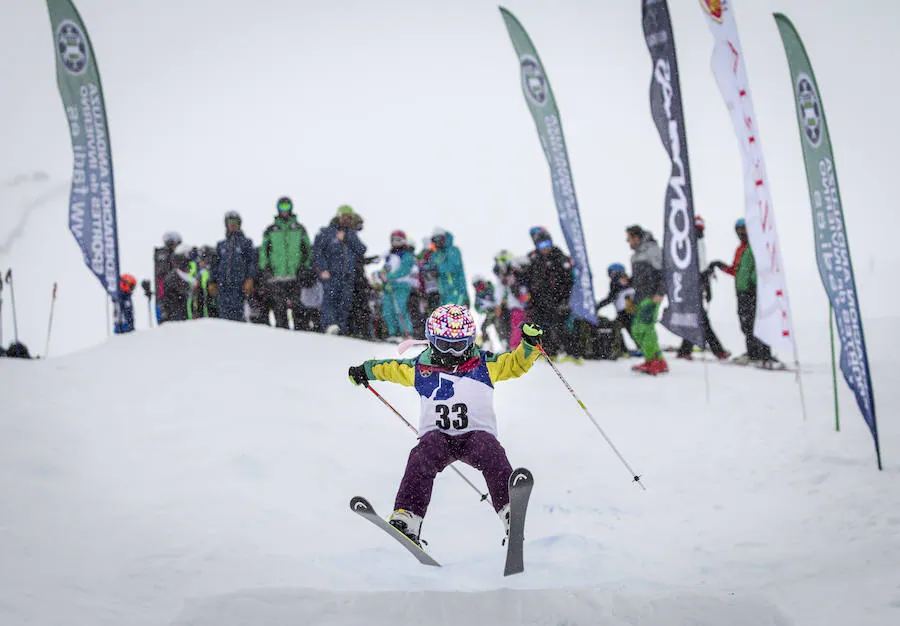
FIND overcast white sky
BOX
[2,0,898,356]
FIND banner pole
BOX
[792,339,809,421]
[105,295,111,337]
[829,304,840,432]
[703,354,710,404]
[0,269,4,347]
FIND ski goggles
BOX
[536,239,552,250]
[225,217,241,225]
[430,335,474,356]
[277,201,293,212]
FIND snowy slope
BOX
[1,320,897,625]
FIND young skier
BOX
[347,303,544,545]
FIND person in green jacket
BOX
[709,218,773,363]
[258,196,314,329]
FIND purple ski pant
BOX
[394,430,513,517]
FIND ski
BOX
[349,496,440,567]
[504,467,534,577]
[715,358,803,374]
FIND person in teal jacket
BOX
[427,227,470,306]
[380,230,416,338]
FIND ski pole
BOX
[141,280,153,328]
[538,345,646,490]
[44,282,57,357]
[5,269,18,343]
[362,382,490,503]
[385,283,411,339]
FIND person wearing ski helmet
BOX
[596,262,637,356]
[347,304,545,546]
[472,275,500,348]
[626,225,667,375]
[379,230,416,339]
[523,226,573,356]
[153,231,183,324]
[212,210,256,321]
[259,196,313,329]
[113,274,136,334]
[492,250,530,349]
[676,216,730,361]
[709,217,773,363]
[153,230,190,324]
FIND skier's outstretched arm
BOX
[486,323,543,382]
[348,358,417,387]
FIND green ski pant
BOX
[631,298,661,360]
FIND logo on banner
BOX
[56,20,89,75]
[699,0,724,23]
[796,73,823,148]
[520,55,548,107]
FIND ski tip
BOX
[350,496,372,512]
[509,467,533,487]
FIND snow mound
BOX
[2,319,898,626]
[174,587,791,626]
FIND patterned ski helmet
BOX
[426,304,476,341]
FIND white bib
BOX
[416,370,497,437]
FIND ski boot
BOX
[498,503,511,545]
[389,509,424,547]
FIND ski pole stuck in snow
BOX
[361,382,491,504]
[5,269,19,343]
[44,282,57,357]
[539,345,646,491]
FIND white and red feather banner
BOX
[700,0,797,360]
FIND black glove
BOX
[348,365,369,387]
[521,322,544,347]
[708,261,725,271]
